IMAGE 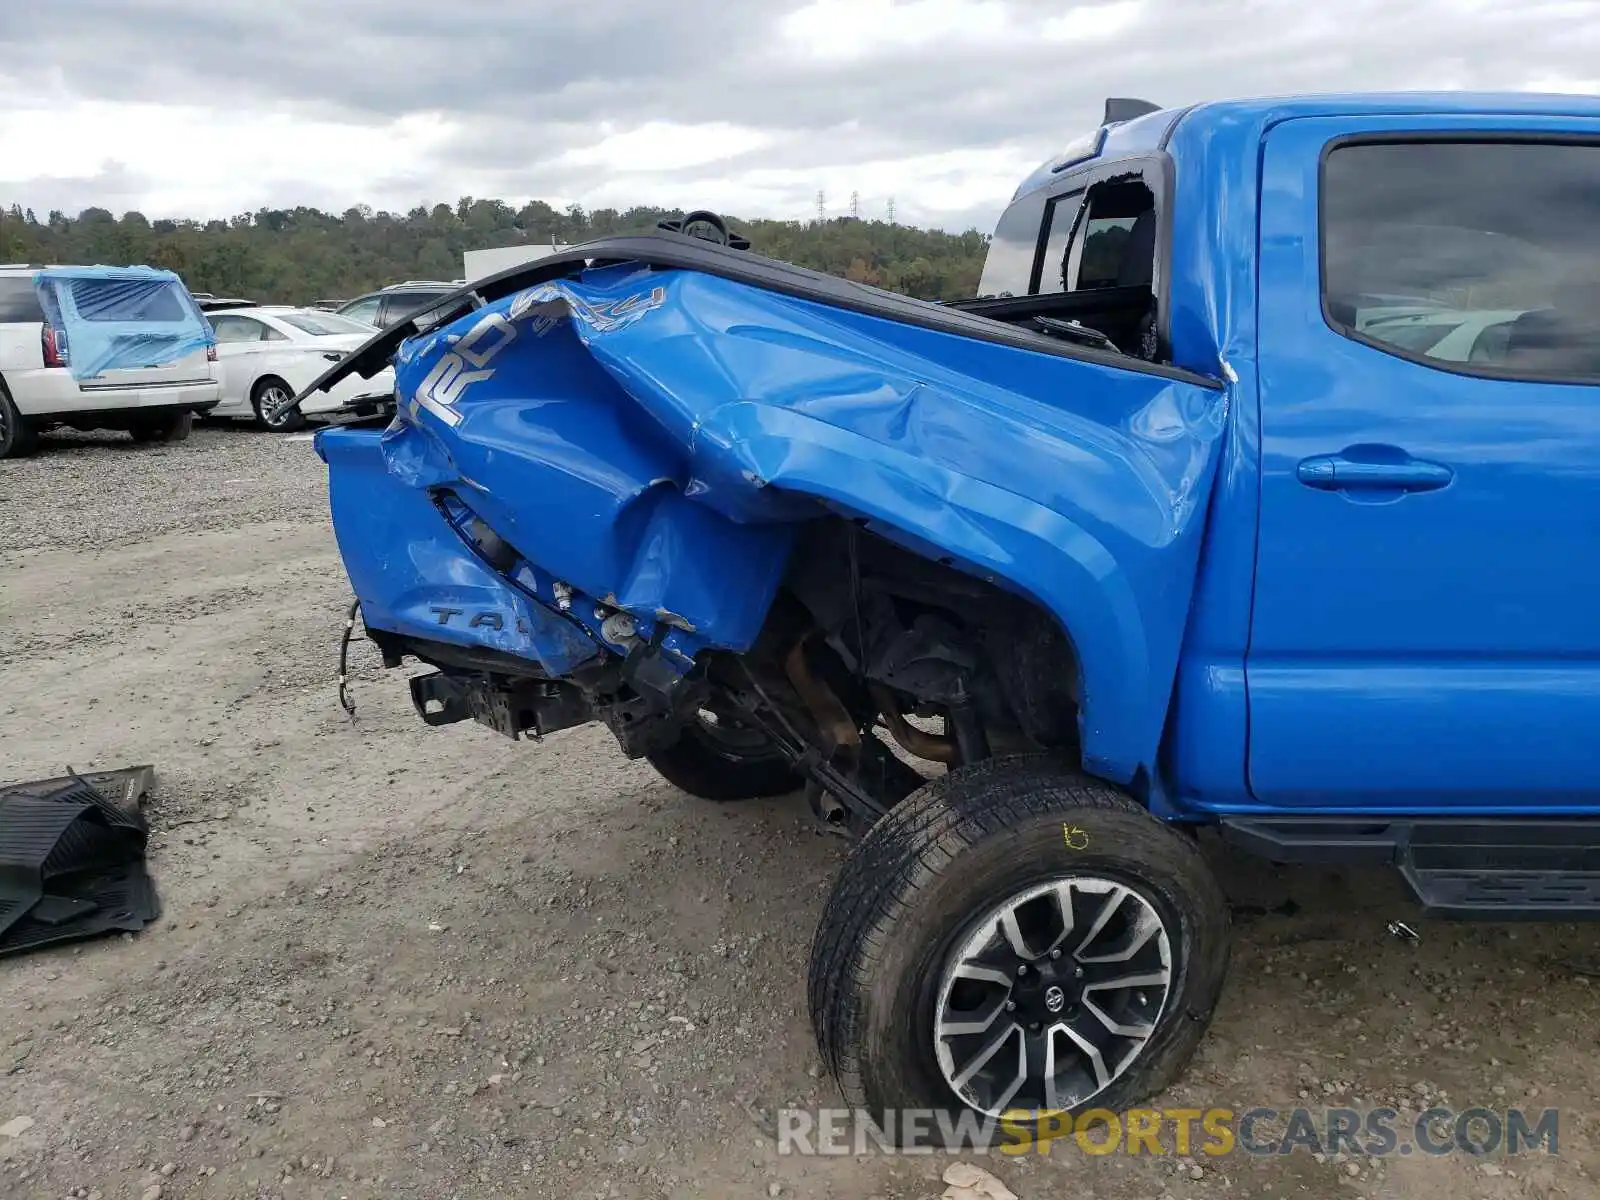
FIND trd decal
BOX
[411,310,518,427]
[507,283,668,337]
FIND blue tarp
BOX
[33,266,214,381]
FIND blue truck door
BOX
[1248,114,1600,809]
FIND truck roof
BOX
[1011,91,1600,203]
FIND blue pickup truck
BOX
[300,92,1600,1132]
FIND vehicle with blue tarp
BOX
[0,264,219,456]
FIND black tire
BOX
[252,377,305,431]
[0,381,38,459]
[808,756,1229,1141]
[128,410,193,444]
[646,712,802,801]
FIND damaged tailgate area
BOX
[310,231,1227,816]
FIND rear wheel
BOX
[808,756,1229,1141]
[0,382,38,458]
[252,377,306,432]
[128,410,193,444]
[646,710,802,801]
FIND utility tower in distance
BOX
[849,190,860,219]
[886,196,896,224]
[815,190,826,222]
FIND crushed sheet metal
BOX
[316,258,1229,784]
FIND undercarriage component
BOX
[784,520,1080,780]
[409,672,592,741]
[594,638,707,756]
[871,684,957,764]
[946,684,991,764]
[338,596,362,718]
[806,780,849,829]
[784,638,861,765]
[363,510,1088,835]
[722,659,890,827]
[645,710,802,802]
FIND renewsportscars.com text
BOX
[776,1106,1559,1158]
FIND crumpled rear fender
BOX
[324,260,1229,784]
[318,428,608,675]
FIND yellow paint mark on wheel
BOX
[1062,824,1089,851]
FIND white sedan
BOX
[205,306,395,431]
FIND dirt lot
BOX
[2,424,1598,1200]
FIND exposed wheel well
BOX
[655,517,1088,822]
[779,517,1081,748]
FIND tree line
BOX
[0,199,990,305]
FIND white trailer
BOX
[461,244,563,283]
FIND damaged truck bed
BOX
[308,233,1226,808]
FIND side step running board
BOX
[1219,815,1600,920]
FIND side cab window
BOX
[1322,138,1600,381]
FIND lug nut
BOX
[1005,1001,1016,1012]
[1050,949,1061,960]
[1074,966,1084,979]
[1017,964,1028,976]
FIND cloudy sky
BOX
[1,0,1597,232]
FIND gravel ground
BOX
[2,423,1599,1200]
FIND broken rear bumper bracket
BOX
[409,672,593,741]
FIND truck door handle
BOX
[1296,450,1454,493]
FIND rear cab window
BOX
[1034,192,1084,295]
[974,156,1166,363]
[1067,180,1156,292]
[1322,139,1600,381]
[976,192,1046,299]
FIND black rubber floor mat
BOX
[0,766,160,958]
[1,766,153,815]
[0,862,160,956]
[0,795,92,940]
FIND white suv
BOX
[0,265,222,458]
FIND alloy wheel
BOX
[933,876,1174,1116]
[259,385,293,428]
